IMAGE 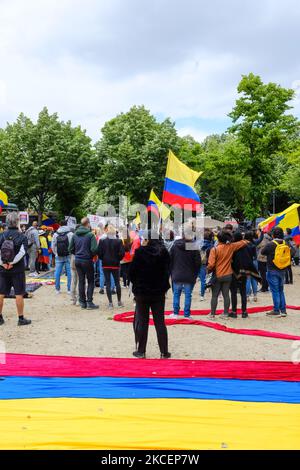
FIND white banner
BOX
[19,211,29,225]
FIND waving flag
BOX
[0,190,8,214]
[259,203,300,245]
[147,189,171,220]
[162,150,202,211]
[1,353,300,449]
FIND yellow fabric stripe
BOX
[166,151,202,187]
[0,190,8,205]
[149,189,171,220]
[0,398,300,450]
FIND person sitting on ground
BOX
[69,217,99,310]
[129,230,171,359]
[261,227,290,317]
[97,225,125,309]
[0,212,31,326]
[169,223,201,321]
[229,231,261,319]
[207,230,248,319]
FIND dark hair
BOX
[233,231,243,242]
[217,230,233,244]
[273,227,284,239]
[204,229,214,242]
[224,224,233,231]
[60,220,67,226]
[244,231,254,242]
[286,228,292,235]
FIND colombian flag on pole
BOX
[162,150,202,211]
[1,354,300,449]
[259,203,300,245]
[147,189,171,220]
[0,190,8,214]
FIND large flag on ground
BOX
[1,353,300,449]
[259,203,300,245]
[147,189,171,220]
[162,150,202,211]
[0,190,8,214]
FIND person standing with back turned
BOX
[69,217,99,310]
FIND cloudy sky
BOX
[0,0,300,141]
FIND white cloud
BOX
[0,0,299,141]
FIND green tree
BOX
[0,108,93,221]
[281,144,300,200]
[199,134,250,221]
[228,73,300,220]
[94,106,180,204]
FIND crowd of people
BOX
[0,214,298,359]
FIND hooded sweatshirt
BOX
[52,226,73,257]
[170,238,201,284]
[69,226,98,261]
[129,241,170,296]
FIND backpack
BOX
[26,228,36,247]
[56,233,70,257]
[273,240,291,270]
[0,234,16,263]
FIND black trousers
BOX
[258,261,269,291]
[103,268,121,303]
[134,295,168,355]
[285,265,293,284]
[230,276,247,313]
[120,263,131,287]
[75,260,95,303]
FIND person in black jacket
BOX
[229,231,261,319]
[170,223,201,320]
[98,225,125,308]
[0,212,31,326]
[129,230,171,359]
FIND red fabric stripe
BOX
[1,353,300,381]
[113,306,300,342]
[162,190,201,211]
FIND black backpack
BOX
[0,234,16,263]
[56,233,69,257]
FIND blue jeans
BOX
[199,265,206,297]
[173,283,194,317]
[55,256,71,291]
[266,270,286,313]
[98,260,115,290]
[246,276,258,296]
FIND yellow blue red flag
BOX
[162,150,202,211]
[259,203,300,245]
[147,189,171,220]
[0,190,8,214]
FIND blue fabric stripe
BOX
[164,178,200,202]
[0,377,299,403]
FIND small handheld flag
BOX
[147,189,171,221]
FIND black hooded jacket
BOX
[170,238,201,284]
[129,241,170,297]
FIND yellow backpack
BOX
[273,241,291,270]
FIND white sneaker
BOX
[55,290,60,295]
[185,316,194,321]
[67,291,71,295]
[200,296,205,301]
[169,314,179,319]
[28,272,39,278]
